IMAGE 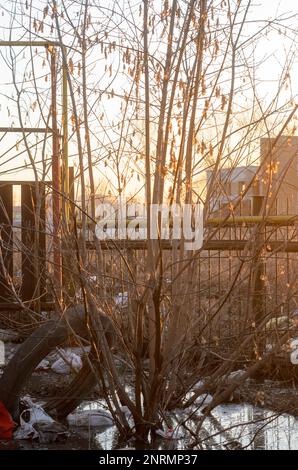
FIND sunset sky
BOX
[0,0,297,198]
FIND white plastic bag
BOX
[13,416,39,440]
[225,369,246,382]
[35,359,50,371]
[14,397,55,440]
[67,409,114,427]
[114,292,128,308]
[51,350,82,375]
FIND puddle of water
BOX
[201,404,298,450]
[80,400,298,450]
[2,399,298,450]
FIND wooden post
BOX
[0,184,13,301]
[20,184,46,306]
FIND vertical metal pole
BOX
[252,196,266,324]
[39,182,46,306]
[62,167,75,301]
[62,47,69,224]
[51,48,62,298]
[61,56,71,301]
[252,196,266,354]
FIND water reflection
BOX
[81,401,298,450]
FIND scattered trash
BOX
[225,370,246,382]
[156,427,184,440]
[35,359,50,371]
[265,316,289,330]
[51,349,82,375]
[40,311,49,320]
[14,396,67,442]
[114,292,128,308]
[0,401,14,439]
[67,409,114,428]
[14,415,38,440]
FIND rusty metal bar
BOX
[51,48,62,297]
[77,215,298,230]
[0,181,51,186]
[38,183,47,305]
[207,215,298,226]
[0,127,51,133]
[85,239,298,252]
[62,49,69,224]
[0,41,60,47]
